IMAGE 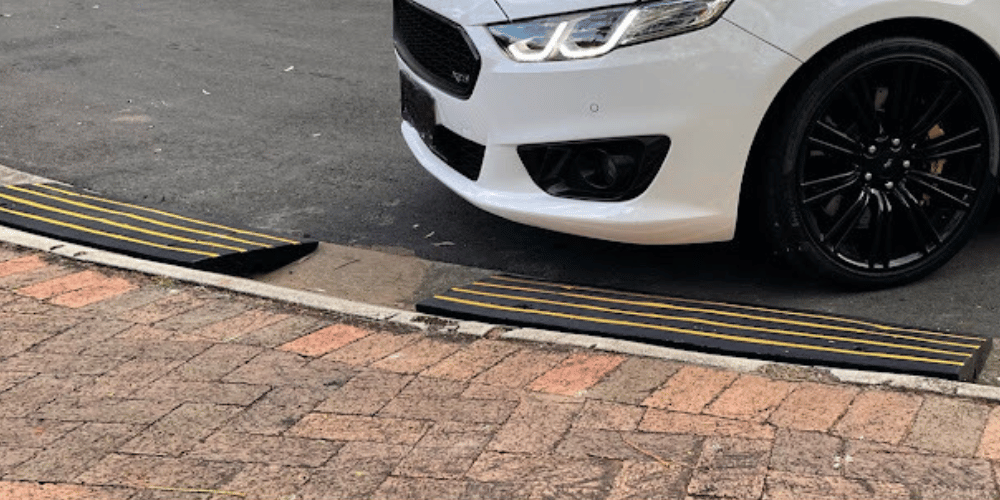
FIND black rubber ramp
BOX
[417,275,992,381]
[0,183,316,274]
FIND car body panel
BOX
[493,0,640,21]
[408,0,507,25]
[725,0,1000,62]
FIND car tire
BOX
[762,37,999,288]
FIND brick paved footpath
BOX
[0,245,999,500]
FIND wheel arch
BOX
[736,17,1000,241]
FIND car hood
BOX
[492,0,640,20]
[410,0,507,25]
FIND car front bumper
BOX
[397,12,800,245]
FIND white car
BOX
[394,0,1000,287]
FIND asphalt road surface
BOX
[2,0,1000,344]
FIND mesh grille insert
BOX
[393,0,481,99]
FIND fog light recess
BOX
[518,136,670,201]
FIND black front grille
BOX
[393,0,481,99]
[432,126,485,180]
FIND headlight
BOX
[488,0,734,62]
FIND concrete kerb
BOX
[3,222,1000,404]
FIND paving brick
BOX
[112,324,174,341]
[467,452,618,492]
[487,397,582,453]
[370,337,462,374]
[1,297,74,316]
[51,278,138,308]
[915,486,1000,500]
[704,375,796,423]
[763,471,911,500]
[422,340,520,381]
[466,481,611,500]
[768,383,858,432]
[76,359,182,398]
[585,357,680,405]
[81,339,213,360]
[8,422,141,481]
[299,442,409,500]
[471,349,568,388]
[223,350,356,387]
[210,464,311,500]
[279,323,372,357]
[187,432,342,467]
[37,397,178,425]
[845,448,994,493]
[640,409,775,440]
[528,353,626,397]
[0,481,132,500]
[120,403,243,457]
[0,311,85,357]
[976,406,1000,459]
[0,352,120,376]
[228,402,313,436]
[0,266,74,295]
[129,490,211,500]
[235,315,330,348]
[288,413,431,445]
[0,372,33,393]
[118,291,204,324]
[0,419,80,447]
[843,439,925,456]
[82,287,169,316]
[315,370,411,415]
[371,477,468,500]
[769,429,843,477]
[379,395,518,424]
[181,310,290,342]
[902,395,990,456]
[393,421,495,479]
[833,390,923,444]
[17,270,109,299]
[397,376,467,400]
[608,460,690,500]
[557,428,701,465]
[643,365,737,413]
[0,374,91,418]
[0,255,49,278]
[33,319,132,355]
[169,344,263,382]
[153,300,248,332]
[393,443,483,480]
[0,447,38,476]
[687,437,771,499]
[463,482,537,500]
[461,383,523,401]
[223,350,311,384]
[328,440,413,468]
[77,453,243,490]
[131,378,268,406]
[0,331,53,360]
[256,385,335,408]
[575,400,645,431]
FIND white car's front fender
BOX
[725,0,1000,63]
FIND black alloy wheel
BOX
[764,37,999,288]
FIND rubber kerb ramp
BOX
[0,183,317,275]
[417,274,992,381]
